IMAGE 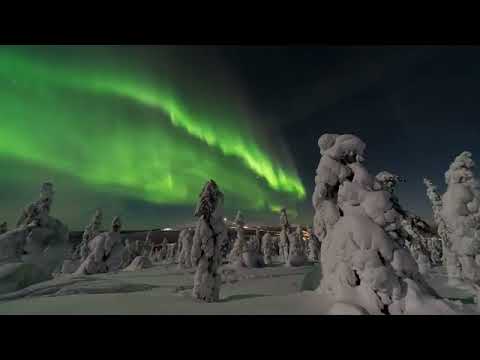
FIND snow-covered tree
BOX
[423,178,447,265]
[417,252,431,275]
[0,222,7,235]
[143,231,154,257]
[119,238,136,269]
[159,238,168,261]
[73,209,103,261]
[122,234,153,272]
[166,243,176,264]
[427,236,443,266]
[245,236,256,251]
[424,178,443,223]
[398,216,436,276]
[74,216,124,275]
[262,232,274,265]
[176,230,184,262]
[287,226,306,267]
[79,239,90,262]
[255,228,262,253]
[240,234,264,268]
[280,208,289,229]
[440,151,480,283]
[307,226,321,261]
[219,231,233,260]
[172,236,181,261]
[279,208,290,263]
[16,182,54,228]
[228,212,247,267]
[279,231,289,264]
[134,240,143,258]
[215,216,233,259]
[8,182,69,275]
[314,133,441,315]
[312,134,349,263]
[249,229,261,253]
[178,228,194,269]
[84,209,103,242]
[374,171,439,270]
[272,236,280,257]
[191,180,228,302]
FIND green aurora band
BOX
[0,46,305,214]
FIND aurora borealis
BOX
[4,45,480,229]
[0,46,305,228]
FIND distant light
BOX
[224,217,228,222]
[244,226,249,229]
[163,228,173,231]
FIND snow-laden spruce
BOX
[122,232,155,271]
[425,176,465,282]
[176,229,184,263]
[191,180,228,302]
[20,182,69,263]
[374,171,439,269]
[133,240,142,258]
[159,238,168,262]
[83,209,103,246]
[243,234,264,268]
[440,151,480,283]
[16,182,55,228]
[313,133,446,315]
[143,231,154,257]
[173,238,181,261]
[165,243,176,264]
[254,228,262,254]
[228,211,247,267]
[312,134,355,260]
[61,209,103,274]
[119,239,136,269]
[177,228,194,269]
[262,232,275,265]
[279,208,290,263]
[227,214,263,268]
[0,182,69,278]
[307,226,321,261]
[74,216,124,275]
[287,226,307,267]
[423,178,445,265]
[71,209,103,262]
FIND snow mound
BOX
[123,256,152,272]
[0,262,51,295]
[328,302,368,315]
[59,259,80,274]
[404,279,457,315]
[0,274,156,302]
[300,264,322,291]
[242,251,264,268]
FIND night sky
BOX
[1,45,479,229]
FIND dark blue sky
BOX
[218,46,480,221]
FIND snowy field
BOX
[0,261,476,315]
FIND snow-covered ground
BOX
[0,261,476,315]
